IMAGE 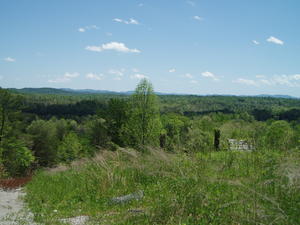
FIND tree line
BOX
[0,79,300,177]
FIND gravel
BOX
[0,188,36,225]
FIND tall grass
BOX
[25,148,300,224]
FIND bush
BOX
[265,120,294,151]
[1,138,35,176]
[57,132,84,163]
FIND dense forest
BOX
[0,79,299,177]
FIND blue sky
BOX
[1,0,300,96]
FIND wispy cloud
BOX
[187,0,195,6]
[86,73,103,80]
[193,16,203,21]
[233,74,300,87]
[4,57,15,62]
[184,73,193,79]
[131,74,148,79]
[190,80,198,84]
[201,71,219,81]
[113,18,139,25]
[48,72,80,83]
[78,25,99,32]
[169,68,176,73]
[85,42,140,53]
[252,40,260,45]
[233,78,258,86]
[108,69,125,80]
[267,36,284,45]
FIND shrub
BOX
[57,132,84,163]
[1,138,35,176]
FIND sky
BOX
[1,0,300,97]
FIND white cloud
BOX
[85,42,140,53]
[113,18,140,25]
[169,68,176,73]
[292,74,300,80]
[131,74,148,79]
[108,69,125,77]
[132,68,139,73]
[233,78,258,86]
[190,80,198,84]
[86,73,103,80]
[184,73,193,79]
[48,72,79,83]
[259,79,273,86]
[78,25,99,33]
[64,72,79,78]
[128,18,139,25]
[4,57,15,62]
[113,18,123,23]
[187,0,195,6]
[252,40,260,45]
[267,36,284,45]
[201,71,219,81]
[193,16,203,21]
[233,74,300,87]
[85,46,102,52]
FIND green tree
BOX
[124,79,161,147]
[106,98,128,146]
[0,89,22,144]
[265,120,294,151]
[27,119,59,166]
[84,117,109,147]
[161,113,189,151]
[57,132,84,162]
[0,138,35,176]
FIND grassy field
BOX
[25,148,300,225]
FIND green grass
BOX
[25,148,300,224]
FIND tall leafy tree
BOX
[106,98,128,146]
[124,79,161,147]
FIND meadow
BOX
[25,148,300,224]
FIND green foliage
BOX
[84,117,110,147]
[0,88,23,143]
[0,138,34,176]
[106,98,128,146]
[124,79,162,147]
[27,119,59,166]
[57,132,84,163]
[265,120,294,151]
[161,113,189,151]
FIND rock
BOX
[111,190,144,204]
[60,215,89,225]
[128,209,145,213]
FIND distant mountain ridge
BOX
[7,87,299,99]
